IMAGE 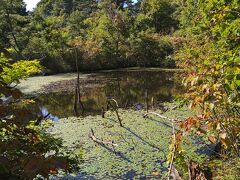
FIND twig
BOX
[151,97,154,109]
[124,99,129,109]
[107,98,119,108]
[171,105,178,110]
[89,128,118,147]
[143,112,184,123]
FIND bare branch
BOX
[107,99,123,127]
[89,128,118,147]
[74,47,84,117]
[143,112,184,123]
[107,98,119,108]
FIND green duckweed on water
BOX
[18,73,81,95]
[51,103,204,179]
[17,69,208,179]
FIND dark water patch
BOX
[28,69,184,119]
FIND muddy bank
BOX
[17,68,183,95]
[18,73,79,95]
[41,75,112,95]
[18,73,109,95]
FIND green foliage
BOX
[174,0,240,178]
[207,158,240,179]
[0,53,41,85]
[25,14,74,73]
[34,0,97,17]
[129,32,174,67]
[140,0,179,33]
[0,119,69,179]
[69,0,177,70]
[0,54,78,178]
[0,0,28,57]
[77,1,133,69]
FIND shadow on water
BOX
[98,143,132,163]
[144,116,172,129]
[124,127,162,151]
[28,69,184,119]
[107,117,163,151]
[122,169,137,180]
[57,170,138,180]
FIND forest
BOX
[0,0,239,179]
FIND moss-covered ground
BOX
[51,103,199,179]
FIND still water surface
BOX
[30,69,184,119]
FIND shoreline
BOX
[18,67,183,95]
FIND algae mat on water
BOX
[51,107,191,179]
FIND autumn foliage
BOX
[175,0,240,165]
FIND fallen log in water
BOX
[89,128,118,147]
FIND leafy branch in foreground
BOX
[173,0,240,178]
[0,52,78,179]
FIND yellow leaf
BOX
[151,171,160,176]
[220,132,227,139]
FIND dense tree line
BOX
[0,0,179,73]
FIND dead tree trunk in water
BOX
[145,90,149,113]
[101,107,105,118]
[151,97,154,109]
[74,48,84,117]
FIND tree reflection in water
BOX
[29,70,183,119]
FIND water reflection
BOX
[30,70,183,119]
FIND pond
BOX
[27,69,184,120]
[20,69,207,179]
